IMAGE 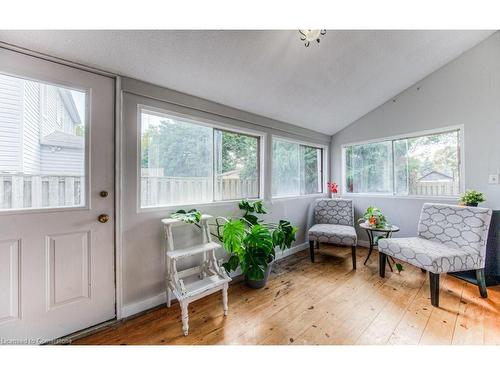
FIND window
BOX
[140,109,260,208]
[0,73,86,211]
[343,128,461,197]
[272,138,324,197]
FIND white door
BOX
[0,48,115,343]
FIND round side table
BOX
[359,222,399,271]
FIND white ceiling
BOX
[0,30,494,135]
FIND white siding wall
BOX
[40,146,84,175]
[22,81,41,174]
[41,85,59,138]
[0,75,22,173]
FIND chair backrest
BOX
[418,203,492,259]
[314,198,354,226]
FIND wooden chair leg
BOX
[309,240,315,263]
[429,272,440,307]
[476,268,488,298]
[379,252,387,278]
[351,245,357,270]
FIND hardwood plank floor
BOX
[74,245,500,345]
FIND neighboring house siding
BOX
[0,74,22,173]
[40,146,84,176]
[22,81,41,174]
[1,75,81,178]
[41,85,59,138]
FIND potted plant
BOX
[358,206,387,229]
[172,200,297,289]
[460,190,485,207]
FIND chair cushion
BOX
[417,204,491,267]
[378,237,481,273]
[314,198,354,226]
[308,224,357,246]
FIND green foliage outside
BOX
[272,140,322,196]
[141,118,258,179]
[345,131,459,194]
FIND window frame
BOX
[137,104,265,211]
[270,135,328,200]
[341,125,465,199]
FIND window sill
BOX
[271,193,327,202]
[137,197,263,213]
[341,193,460,201]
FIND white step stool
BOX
[162,214,231,336]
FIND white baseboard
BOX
[121,241,309,318]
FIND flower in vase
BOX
[327,182,338,194]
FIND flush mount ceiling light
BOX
[299,29,326,47]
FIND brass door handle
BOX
[98,214,110,223]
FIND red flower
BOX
[327,182,338,194]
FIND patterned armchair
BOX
[378,203,492,307]
[308,198,357,269]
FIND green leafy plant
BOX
[460,190,485,206]
[221,200,297,280]
[358,206,387,229]
[171,200,297,281]
[238,199,267,225]
[171,209,202,223]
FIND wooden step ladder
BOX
[162,214,231,336]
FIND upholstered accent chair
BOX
[308,198,357,269]
[378,203,492,307]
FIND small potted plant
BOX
[460,190,485,207]
[358,206,387,229]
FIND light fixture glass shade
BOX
[299,30,326,47]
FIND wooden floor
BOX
[74,245,500,345]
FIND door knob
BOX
[100,191,109,198]
[98,214,110,223]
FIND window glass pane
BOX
[140,111,213,207]
[272,139,323,197]
[0,73,86,210]
[344,130,461,197]
[396,131,460,196]
[272,139,300,197]
[393,139,409,195]
[344,141,393,194]
[214,130,259,200]
[301,145,322,194]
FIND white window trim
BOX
[341,124,465,199]
[270,134,329,200]
[136,104,266,212]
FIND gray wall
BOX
[331,32,500,242]
[120,78,331,315]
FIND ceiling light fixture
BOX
[299,30,326,47]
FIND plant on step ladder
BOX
[171,199,298,283]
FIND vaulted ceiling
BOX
[0,30,494,135]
